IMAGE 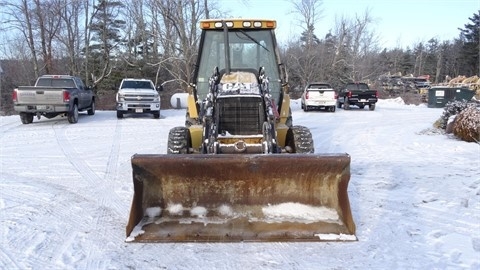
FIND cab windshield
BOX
[195,29,281,100]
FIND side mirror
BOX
[156,85,163,92]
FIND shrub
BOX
[438,100,472,129]
[453,105,480,142]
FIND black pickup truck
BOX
[337,82,378,111]
[13,75,96,124]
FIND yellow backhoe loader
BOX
[126,19,356,242]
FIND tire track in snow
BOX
[0,173,103,268]
[51,120,124,267]
[52,120,125,214]
[104,117,122,186]
[0,246,22,270]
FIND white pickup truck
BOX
[116,78,161,119]
[301,82,337,112]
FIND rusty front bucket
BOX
[126,154,356,242]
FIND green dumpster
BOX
[427,87,475,108]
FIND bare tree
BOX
[286,0,324,87]
[291,0,323,48]
[1,0,40,78]
[151,0,207,87]
[57,0,84,75]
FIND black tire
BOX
[87,99,96,115]
[68,103,79,124]
[285,125,314,154]
[329,106,336,112]
[153,111,160,119]
[167,126,192,154]
[20,112,34,124]
[369,104,376,111]
[116,111,123,119]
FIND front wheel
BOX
[285,125,314,153]
[68,103,79,123]
[369,104,376,111]
[20,112,34,124]
[116,111,123,119]
[167,126,192,154]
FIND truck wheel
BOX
[329,106,336,112]
[285,125,314,154]
[116,111,124,119]
[68,104,79,124]
[369,104,376,111]
[87,99,96,115]
[20,112,34,124]
[153,112,160,119]
[167,126,192,154]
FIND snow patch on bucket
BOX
[315,233,357,241]
[262,202,339,222]
[145,207,161,217]
[218,204,233,216]
[167,203,184,215]
[191,206,207,217]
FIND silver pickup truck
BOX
[13,75,96,124]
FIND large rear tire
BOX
[68,103,79,124]
[167,126,192,154]
[286,125,314,153]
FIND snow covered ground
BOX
[1,98,479,269]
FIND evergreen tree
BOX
[458,10,479,75]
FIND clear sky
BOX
[218,0,479,49]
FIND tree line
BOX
[0,0,478,113]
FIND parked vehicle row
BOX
[12,75,163,124]
[301,82,379,112]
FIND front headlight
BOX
[153,93,160,102]
[116,93,125,102]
